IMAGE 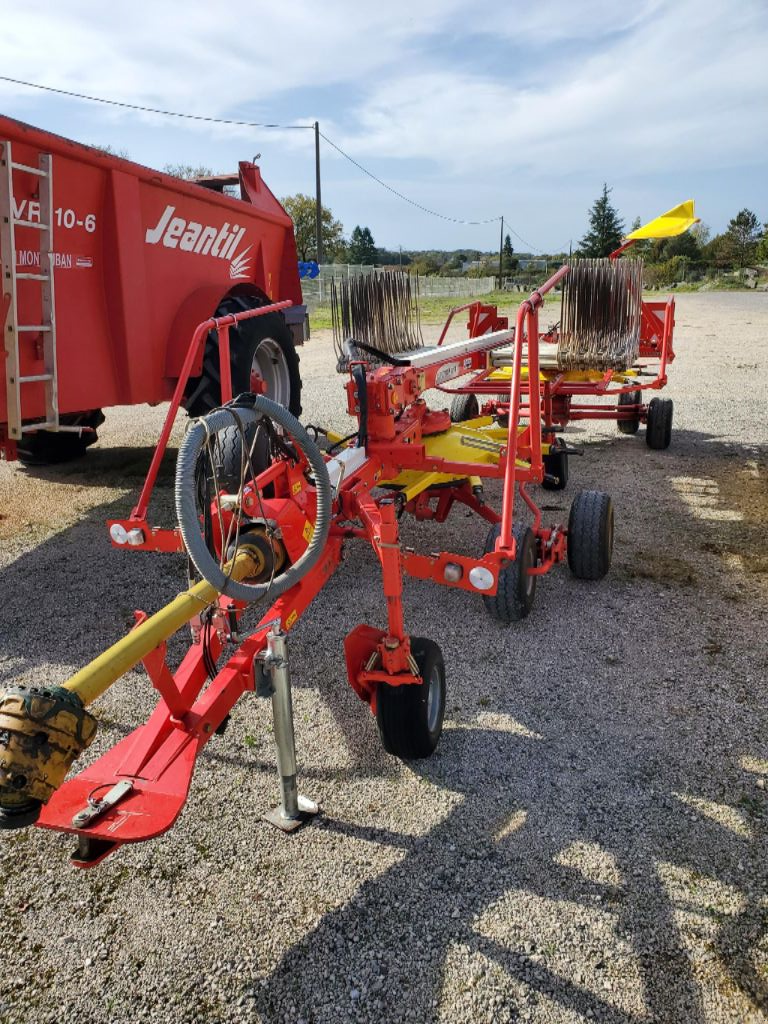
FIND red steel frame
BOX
[38,291,572,865]
[441,246,676,433]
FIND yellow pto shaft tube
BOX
[62,551,257,707]
[0,551,259,827]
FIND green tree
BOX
[702,233,733,269]
[502,234,518,273]
[756,223,768,264]
[281,193,345,263]
[163,163,214,180]
[578,184,625,257]
[722,209,762,268]
[348,225,377,265]
[89,143,130,159]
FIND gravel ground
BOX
[1,291,767,1024]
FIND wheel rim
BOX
[251,337,291,408]
[426,664,442,734]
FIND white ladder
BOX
[0,141,59,442]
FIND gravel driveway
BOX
[0,291,767,1024]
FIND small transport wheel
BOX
[16,409,104,466]
[542,438,569,491]
[645,397,673,450]
[449,393,479,423]
[376,637,446,759]
[617,389,641,435]
[567,490,613,580]
[185,294,302,418]
[482,521,537,623]
[211,420,271,494]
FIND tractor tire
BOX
[617,389,641,435]
[542,438,569,491]
[645,397,673,450]
[16,410,104,466]
[449,393,479,423]
[567,490,613,580]
[376,637,446,759]
[482,521,537,623]
[185,294,302,419]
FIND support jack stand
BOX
[261,628,319,833]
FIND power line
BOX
[320,131,501,227]
[0,73,551,249]
[0,74,314,130]
[500,216,545,255]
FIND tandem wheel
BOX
[646,397,673,450]
[617,389,642,435]
[482,521,537,623]
[376,637,446,759]
[567,490,614,580]
[449,393,479,423]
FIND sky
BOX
[0,0,766,254]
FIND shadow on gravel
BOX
[2,429,767,1021]
[247,716,768,1023]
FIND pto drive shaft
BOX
[0,551,257,830]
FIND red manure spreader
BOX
[1,114,305,463]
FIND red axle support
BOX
[130,301,291,526]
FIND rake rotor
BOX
[332,270,423,371]
[558,258,644,372]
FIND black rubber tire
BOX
[16,409,104,466]
[185,294,302,418]
[645,397,673,450]
[482,521,537,623]
[450,392,479,423]
[542,439,569,491]
[617,389,641,435]
[376,637,446,759]
[211,421,271,494]
[567,490,613,580]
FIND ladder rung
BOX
[17,325,52,332]
[21,422,56,432]
[12,219,50,230]
[18,374,54,383]
[16,272,49,281]
[10,161,48,178]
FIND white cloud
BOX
[0,0,765,248]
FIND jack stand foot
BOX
[264,794,319,834]
[262,628,318,835]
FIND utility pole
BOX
[498,216,504,290]
[314,121,323,265]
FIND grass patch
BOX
[308,290,536,334]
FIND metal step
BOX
[10,161,48,178]
[1,143,59,441]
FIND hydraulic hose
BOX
[176,399,332,604]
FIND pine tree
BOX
[348,225,377,265]
[723,209,762,268]
[502,234,517,273]
[578,184,625,258]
